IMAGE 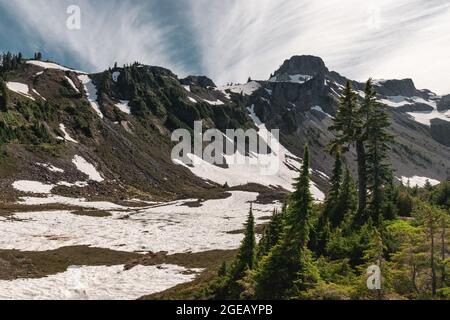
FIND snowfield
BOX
[2,192,279,253]
[174,105,325,201]
[0,264,201,300]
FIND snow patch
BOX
[31,89,46,101]
[203,99,224,106]
[311,106,332,118]
[12,181,54,194]
[37,163,64,173]
[59,124,78,144]
[188,97,197,103]
[269,74,312,84]
[406,109,450,126]
[26,60,85,74]
[182,85,191,92]
[0,264,200,300]
[400,176,440,188]
[77,75,104,119]
[6,82,35,101]
[217,81,261,96]
[64,76,79,93]
[72,155,104,182]
[115,100,131,114]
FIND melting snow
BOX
[72,155,104,182]
[311,106,332,118]
[203,99,225,106]
[6,82,35,101]
[77,75,104,119]
[115,100,131,114]
[188,97,197,103]
[12,181,54,194]
[182,85,191,92]
[217,81,261,97]
[0,264,200,300]
[269,74,312,84]
[37,163,64,173]
[406,110,450,126]
[59,124,78,144]
[4,192,278,253]
[64,76,79,93]
[400,176,440,188]
[174,105,325,201]
[26,60,85,74]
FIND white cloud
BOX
[3,0,450,94]
[2,0,189,75]
[186,0,450,94]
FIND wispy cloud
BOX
[1,0,450,93]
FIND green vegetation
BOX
[182,80,449,300]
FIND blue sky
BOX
[1,0,450,94]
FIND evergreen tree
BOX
[330,81,367,222]
[364,79,392,224]
[0,77,10,111]
[336,168,358,227]
[253,145,318,299]
[313,152,344,254]
[258,209,284,259]
[222,205,256,298]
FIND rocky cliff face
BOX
[247,56,450,186]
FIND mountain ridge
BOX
[0,54,449,207]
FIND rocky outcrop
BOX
[273,55,329,79]
[437,94,450,112]
[181,76,216,88]
[430,118,450,147]
[374,79,420,97]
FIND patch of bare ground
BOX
[0,246,141,280]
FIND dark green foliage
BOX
[258,209,285,259]
[0,52,23,72]
[329,81,368,222]
[363,79,392,224]
[218,206,256,299]
[253,145,318,299]
[433,180,450,209]
[0,77,9,111]
[396,191,413,217]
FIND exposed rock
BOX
[437,94,450,112]
[374,79,420,97]
[430,118,450,147]
[180,76,216,88]
[273,55,329,79]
